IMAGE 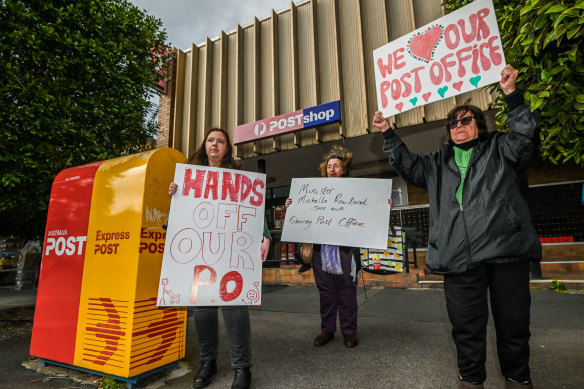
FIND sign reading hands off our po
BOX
[373,0,505,117]
[158,164,266,307]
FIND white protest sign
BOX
[373,0,505,117]
[281,178,391,250]
[157,164,266,307]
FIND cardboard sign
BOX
[373,0,505,117]
[281,178,392,250]
[158,164,266,306]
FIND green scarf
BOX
[453,146,473,206]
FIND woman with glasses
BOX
[372,65,540,389]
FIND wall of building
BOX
[156,0,584,286]
[157,0,497,158]
[156,58,176,150]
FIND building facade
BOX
[157,0,584,286]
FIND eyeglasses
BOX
[448,116,474,129]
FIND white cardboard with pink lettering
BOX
[281,178,392,250]
[373,0,505,118]
[157,164,266,307]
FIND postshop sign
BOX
[233,100,341,145]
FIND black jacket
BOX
[383,102,541,275]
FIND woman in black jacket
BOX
[372,65,539,389]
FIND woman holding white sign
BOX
[169,128,270,389]
[285,145,362,348]
[373,65,539,389]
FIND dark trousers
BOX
[312,248,358,334]
[444,261,531,383]
[193,306,252,369]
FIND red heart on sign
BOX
[406,25,444,63]
[453,81,463,91]
[422,92,432,102]
[395,102,404,112]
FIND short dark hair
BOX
[445,100,488,141]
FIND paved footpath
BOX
[1,285,583,388]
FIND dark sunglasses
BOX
[448,116,474,129]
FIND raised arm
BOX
[498,65,539,169]
[376,111,429,190]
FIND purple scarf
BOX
[321,244,343,275]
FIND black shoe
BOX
[231,367,252,389]
[298,263,312,274]
[193,361,217,389]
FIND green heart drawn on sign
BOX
[409,97,418,106]
[470,76,482,88]
[438,86,448,98]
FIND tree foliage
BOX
[0,0,171,238]
[443,0,584,167]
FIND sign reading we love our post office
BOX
[373,0,505,118]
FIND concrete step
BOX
[539,260,584,272]
[262,264,584,290]
[417,271,584,290]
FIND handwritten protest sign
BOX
[157,164,266,307]
[373,0,505,117]
[281,178,392,250]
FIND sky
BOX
[129,0,296,51]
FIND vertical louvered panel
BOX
[291,1,302,148]
[254,17,275,155]
[210,38,221,129]
[361,0,394,132]
[387,0,424,127]
[217,32,229,131]
[297,0,321,145]
[202,38,213,135]
[185,44,199,157]
[338,0,368,138]
[226,34,238,145]
[276,8,295,151]
[194,43,207,145]
[235,25,244,157]
[181,50,192,153]
[412,0,454,123]
[240,25,256,157]
[172,49,186,152]
[252,18,263,155]
[270,9,282,152]
[316,0,343,142]
[455,88,494,111]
